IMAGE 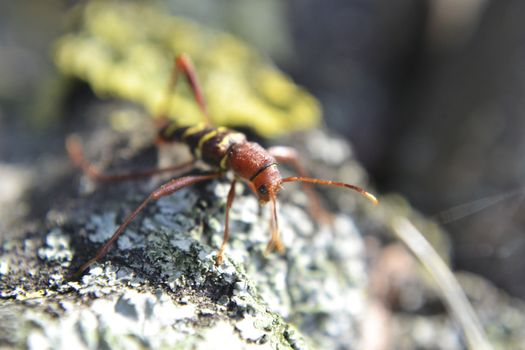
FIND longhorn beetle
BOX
[67,53,378,278]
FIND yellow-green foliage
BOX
[54,1,321,137]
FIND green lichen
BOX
[54,1,321,137]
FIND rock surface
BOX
[2,108,525,349]
[0,114,372,349]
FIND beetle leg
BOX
[265,192,285,254]
[268,146,332,222]
[66,135,196,182]
[216,179,237,265]
[157,53,211,125]
[71,172,222,279]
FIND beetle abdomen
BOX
[158,122,246,169]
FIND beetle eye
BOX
[258,185,268,195]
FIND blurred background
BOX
[1,0,525,305]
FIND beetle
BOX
[67,53,378,277]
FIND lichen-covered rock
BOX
[0,113,373,349]
[3,117,525,349]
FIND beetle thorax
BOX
[226,142,282,202]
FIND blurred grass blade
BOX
[436,188,525,224]
[391,217,492,350]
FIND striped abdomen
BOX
[158,122,247,169]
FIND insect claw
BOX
[275,240,285,254]
[265,238,285,255]
[215,250,225,266]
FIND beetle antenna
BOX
[280,176,378,205]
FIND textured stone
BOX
[0,123,372,349]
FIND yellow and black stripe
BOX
[158,122,246,169]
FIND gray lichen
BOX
[3,123,525,349]
[0,125,371,349]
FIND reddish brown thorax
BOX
[226,142,282,202]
